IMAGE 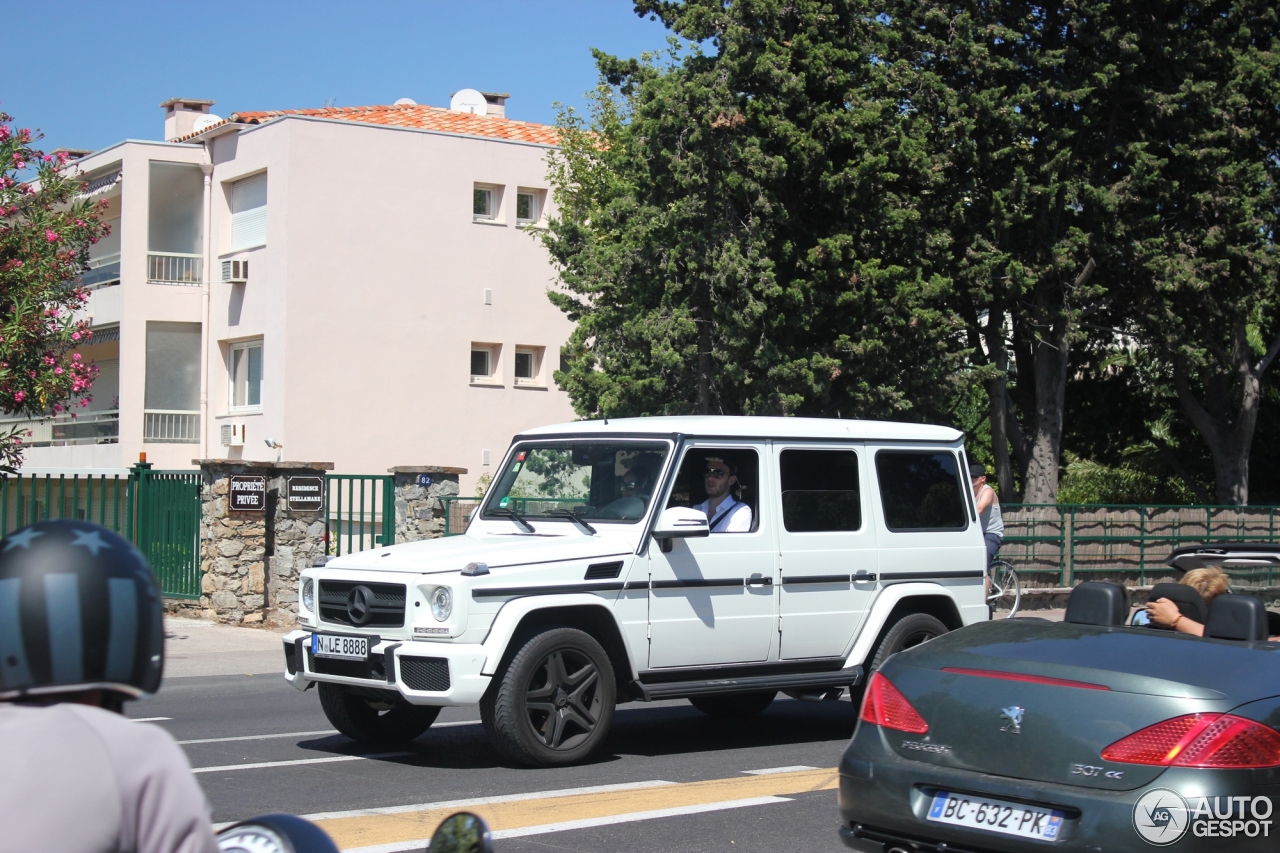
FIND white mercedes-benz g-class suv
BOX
[282,416,988,766]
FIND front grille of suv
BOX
[318,580,406,627]
[398,656,451,692]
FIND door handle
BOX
[746,576,773,587]
[853,571,878,582]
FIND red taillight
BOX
[1102,714,1280,769]
[941,667,1110,691]
[859,672,928,734]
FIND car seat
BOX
[1204,594,1270,642]
[1142,582,1208,628]
[1065,582,1130,626]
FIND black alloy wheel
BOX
[481,627,616,766]
[317,683,440,743]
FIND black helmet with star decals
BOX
[0,519,163,702]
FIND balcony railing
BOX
[147,252,203,286]
[0,410,120,447]
[143,410,200,443]
[80,253,121,290]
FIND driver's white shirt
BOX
[693,494,753,532]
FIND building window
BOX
[229,340,263,411]
[144,322,201,443]
[516,191,538,224]
[473,186,496,221]
[230,172,267,251]
[470,343,501,384]
[514,346,543,386]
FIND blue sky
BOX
[4,1,672,153]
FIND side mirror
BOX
[218,814,339,853]
[429,812,494,853]
[652,506,710,540]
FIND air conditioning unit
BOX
[222,259,249,283]
[221,423,246,447]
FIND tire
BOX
[868,613,949,673]
[689,691,776,718]
[987,560,1022,617]
[480,627,616,767]
[317,683,440,744]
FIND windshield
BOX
[482,441,671,523]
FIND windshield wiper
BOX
[490,507,536,533]
[546,508,597,535]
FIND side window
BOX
[779,449,861,532]
[875,450,967,531]
[666,448,760,533]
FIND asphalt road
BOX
[129,670,856,852]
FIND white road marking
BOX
[177,719,480,746]
[742,765,818,775]
[193,752,412,774]
[343,796,794,853]
[130,716,173,722]
[300,780,677,822]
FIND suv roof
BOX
[519,415,962,443]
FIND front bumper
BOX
[838,724,1278,852]
[282,630,491,706]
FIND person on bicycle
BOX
[970,464,1003,565]
[0,519,220,853]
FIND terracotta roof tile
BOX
[174,104,560,146]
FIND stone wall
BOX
[390,466,466,542]
[189,460,332,626]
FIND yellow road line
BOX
[317,766,839,850]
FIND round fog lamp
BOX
[301,578,315,612]
[430,587,452,622]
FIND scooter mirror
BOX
[428,812,494,853]
[218,813,340,853]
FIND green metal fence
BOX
[1001,504,1280,587]
[326,474,395,555]
[0,464,202,599]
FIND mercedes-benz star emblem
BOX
[347,585,374,625]
[1000,706,1024,734]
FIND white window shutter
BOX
[230,173,268,250]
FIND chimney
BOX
[160,98,216,141]
[480,92,510,119]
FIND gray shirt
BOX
[977,485,1004,537]
[0,702,219,853]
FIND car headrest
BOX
[1066,582,1130,626]
[1205,594,1269,642]
[1147,582,1208,625]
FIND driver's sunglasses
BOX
[621,480,640,490]
[703,468,729,479]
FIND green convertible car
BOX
[839,580,1280,852]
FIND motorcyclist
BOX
[0,519,219,853]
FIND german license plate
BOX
[927,791,1064,841]
[311,633,368,660]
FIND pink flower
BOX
[71,353,80,361]
[45,229,59,242]
[52,404,63,413]
[74,219,84,227]
[42,154,52,163]
[80,399,88,407]
[54,367,63,375]
[13,390,25,402]
[0,126,9,141]
[71,332,80,341]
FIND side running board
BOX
[631,665,863,701]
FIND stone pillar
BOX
[194,460,332,626]
[389,466,466,542]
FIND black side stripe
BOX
[879,571,985,581]
[624,581,650,591]
[781,575,851,585]
[650,578,744,589]
[471,582,625,599]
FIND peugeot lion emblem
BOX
[1000,706,1024,734]
[347,585,374,625]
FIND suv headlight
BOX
[301,578,315,612]
[430,587,452,622]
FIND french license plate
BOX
[311,633,368,660]
[927,791,1065,841]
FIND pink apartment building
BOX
[12,94,576,491]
